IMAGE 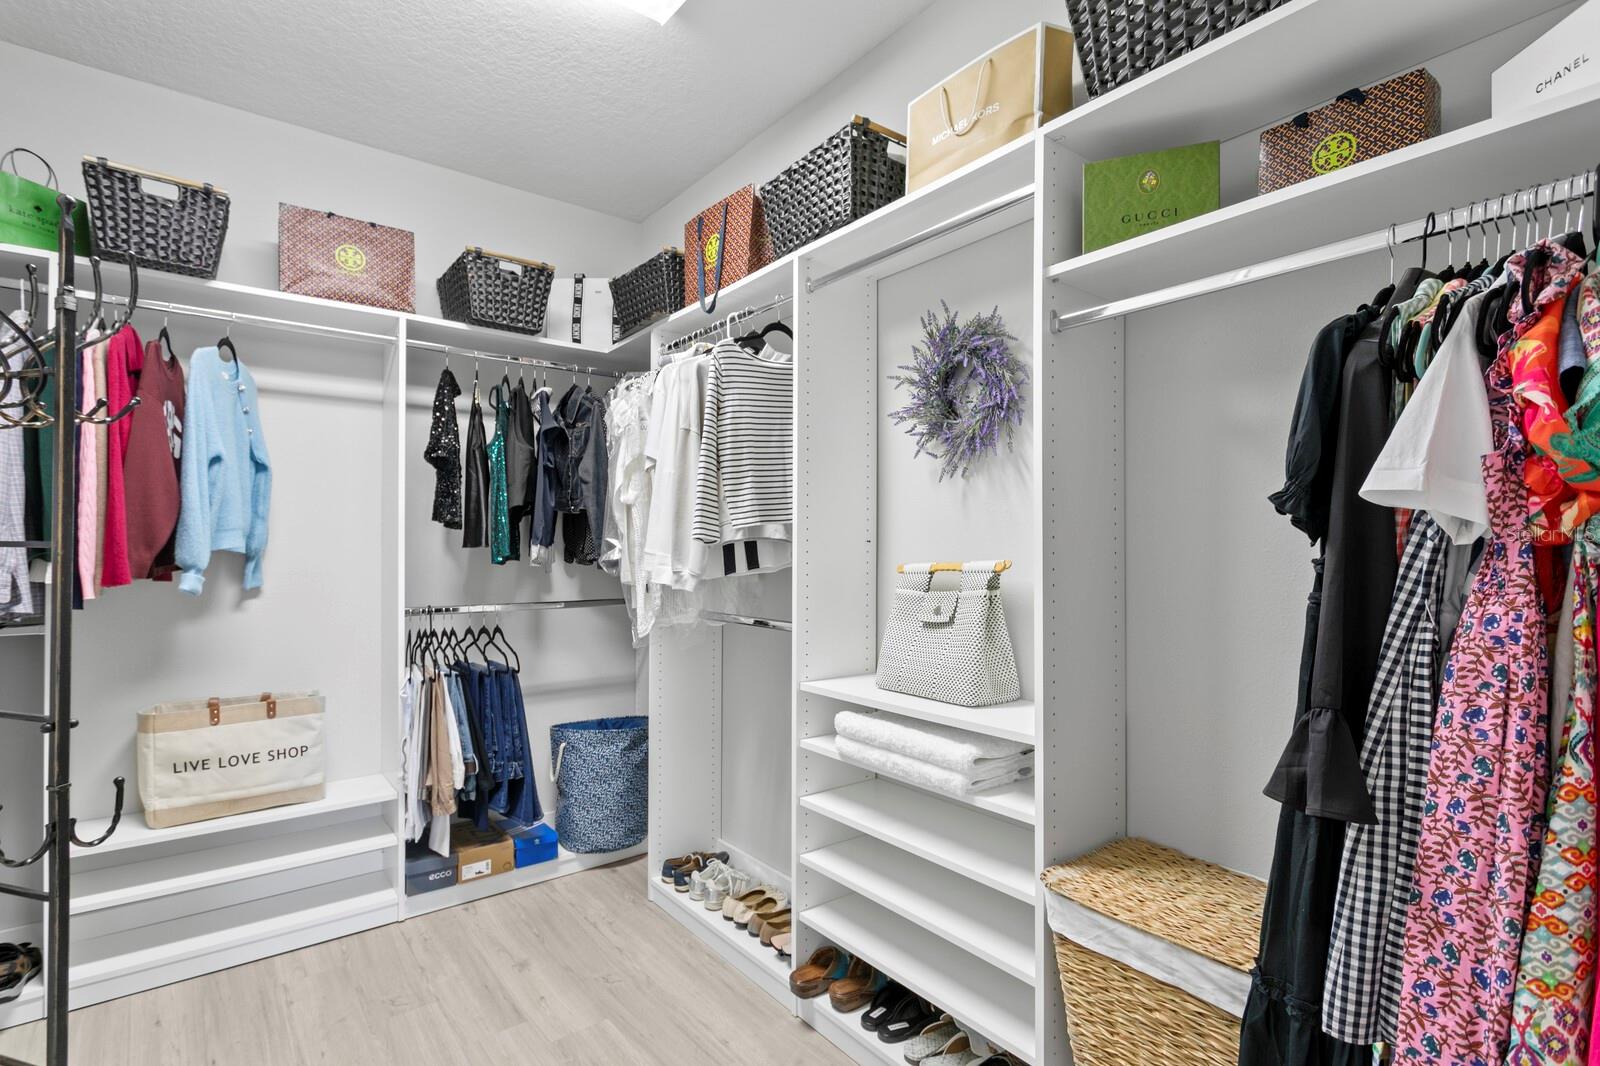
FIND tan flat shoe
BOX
[736,893,787,931]
[771,932,793,958]
[752,908,791,940]
[722,886,773,922]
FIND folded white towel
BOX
[834,708,1033,773]
[835,735,1033,799]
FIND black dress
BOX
[1238,276,1410,1066]
[461,386,490,550]
[506,378,537,551]
[424,368,462,529]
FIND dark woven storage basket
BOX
[759,117,906,259]
[1066,0,1293,98]
[610,249,684,339]
[437,246,556,335]
[80,157,229,279]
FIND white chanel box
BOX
[1492,1,1600,116]
[544,275,615,347]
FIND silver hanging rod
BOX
[700,610,792,632]
[661,294,793,355]
[1050,169,1598,334]
[0,279,396,345]
[807,184,1035,294]
[405,339,622,380]
[404,599,625,617]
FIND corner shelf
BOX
[71,775,396,858]
[801,674,1035,745]
[73,816,396,913]
[800,735,1035,826]
[646,877,792,1008]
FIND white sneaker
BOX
[705,864,753,911]
[689,859,728,903]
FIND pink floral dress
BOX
[1394,347,1551,1065]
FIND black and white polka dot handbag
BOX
[875,560,1021,708]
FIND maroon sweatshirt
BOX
[123,338,186,580]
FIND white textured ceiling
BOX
[1,0,935,220]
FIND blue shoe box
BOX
[505,821,560,868]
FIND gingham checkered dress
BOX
[1322,511,1450,1044]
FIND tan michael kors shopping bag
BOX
[906,24,1075,193]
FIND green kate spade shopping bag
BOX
[0,149,90,254]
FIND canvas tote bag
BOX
[682,185,774,314]
[278,203,416,311]
[136,692,326,828]
[876,561,1021,707]
[906,24,1075,193]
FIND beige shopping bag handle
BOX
[939,57,993,139]
[896,560,1012,574]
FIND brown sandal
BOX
[789,945,851,999]
[828,955,882,1012]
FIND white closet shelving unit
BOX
[645,2,1583,1064]
[0,246,652,1032]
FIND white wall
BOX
[631,0,1058,259]
[1,41,641,313]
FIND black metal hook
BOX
[0,815,53,870]
[22,264,38,323]
[69,777,125,849]
[1420,211,1438,272]
[107,257,139,333]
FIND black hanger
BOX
[158,324,179,364]
[217,331,239,363]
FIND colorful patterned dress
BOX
[1393,349,1551,1065]
[1506,520,1598,1066]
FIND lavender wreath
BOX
[888,303,1027,481]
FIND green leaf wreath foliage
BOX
[888,303,1027,481]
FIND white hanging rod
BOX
[0,279,396,345]
[661,294,793,355]
[404,599,626,617]
[700,610,792,632]
[806,184,1035,294]
[1050,169,1598,334]
[405,339,622,380]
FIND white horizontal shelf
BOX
[72,816,396,913]
[71,873,396,995]
[404,310,652,372]
[72,774,396,857]
[801,893,1035,1062]
[0,625,43,638]
[801,735,1035,826]
[796,996,903,1066]
[801,838,1034,983]
[647,877,791,1008]
[801,780,1035,902]
[801,673,1036,744]
[403,841,645,917]
[1050,82,1600,303]
[1040,0,1571,160]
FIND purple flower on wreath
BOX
[887,302,1027,481]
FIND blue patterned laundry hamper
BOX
[550,717,648,853]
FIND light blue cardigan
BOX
[176,347,272,595]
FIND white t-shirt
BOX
[1360,289,1494,544]
[641,349,710,589]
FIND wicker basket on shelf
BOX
[80,156,230,279]
[610,248,684,340]
[1065,0,1293,98]
[758,116,906,259]
[1042,838,1265,1066]
[437,246,556,335]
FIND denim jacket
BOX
[531,385,608,565]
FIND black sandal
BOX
[0,943,41,1004]
[860,981,909,1031]
[878,994,941,1044]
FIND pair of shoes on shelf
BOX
[723,886,786,928]
[750,905,791,945]
[689,859,752,908]
[902,1016,1011,1065]
[862,982,942,1045]
[790,945,853,998]
[661,850,728,890]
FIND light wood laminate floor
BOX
[0,858,848,1065]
